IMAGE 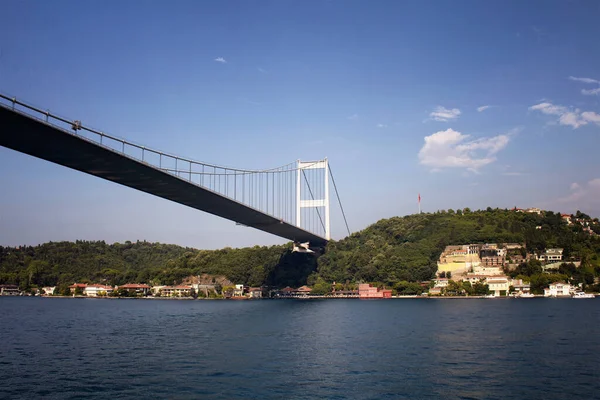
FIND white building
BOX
[545,248,564,262]
[234,284,245,297]
[464,275,491,285]
[434,278,449,288]
[526,207,542,215]
[42,286,56,295]
[473,266,503,276]
[486,276,510,296]
[510,279,531,293]
[84,285,114,297]
[544,282,573,297]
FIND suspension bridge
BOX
[0,93,350,248]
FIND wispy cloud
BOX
[502,171,528,176]
[558,178,600,204]
[418,128,510,171]
[477,105,492,112]
[257,67,267,73]
[214,57,227,63]
[377,123,387,128]
[347,114,359,120]
[429,106,461,122]
[568,76,600,84]
[582,88,600,96]
[568,76,600,96]
[529,102,600,129]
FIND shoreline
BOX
[9,294,591,300]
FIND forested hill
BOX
[0,240,196,288]
[1,209,599,290]
[313,209,600,285]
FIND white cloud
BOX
[418,128,510,171]
[568,76,600,84]
[347,114,358,120]
[559,111,587,129]
[258,67,267,73]
[529,102,567,116]
[529,102,600,129]
[558,178,600,204]
[377,123,387,128]
[477,105,491,112]
[582,87,600,96]
[429,106,461,122]
[568,76,600,96]
[214,57,227,63]
[582,111,600,124]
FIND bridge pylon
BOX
[295,158,330,241]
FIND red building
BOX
[358,284,392,299]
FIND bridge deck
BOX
[0,106,327,246]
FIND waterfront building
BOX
[160,285,192,297]
[248,287,263,298]
[358,284,392,299]
[296,286,313,296]
[118,283,151,295]
[486,276,510,296]
[0,285,20,296]
[69,283,87,294]
[544,282,573,297]
[84,284,114,297]
[233,284,245,297]
[42,286,56,295]
[511,279,531,294]
[428,287,442,296]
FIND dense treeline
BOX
[1,209,599,291]
[0,240,195,289]
[0,240,317,290]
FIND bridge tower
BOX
[296,159,330,240]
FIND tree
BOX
[444,280,464,296]
[311,278,332,295]
[461,281,474,296]
[473,282,490,295]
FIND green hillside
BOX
[0,240,195,289]
[313,208,600,291]
[1,209,599,292]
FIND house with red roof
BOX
[69,283,87,294]
[118,283,151,295]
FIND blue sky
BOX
[1,0,599,249]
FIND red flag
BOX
[418,193,421,203]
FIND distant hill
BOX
[0,240,195,289]
[1,209,598,290]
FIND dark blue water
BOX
[1,297,599,399]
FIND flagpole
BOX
[418,193,421,214]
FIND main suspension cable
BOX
[328,165,351,236]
